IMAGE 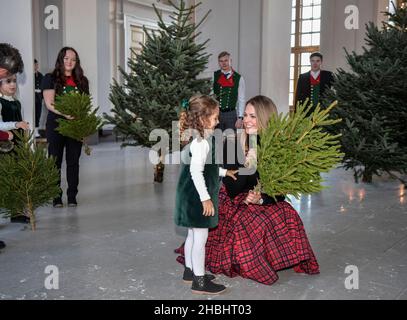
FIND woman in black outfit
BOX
[42,47,89,208]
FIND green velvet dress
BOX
[174,138,220,229]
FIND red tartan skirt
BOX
[175,185,320,285]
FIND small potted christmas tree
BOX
[0,131,60,231]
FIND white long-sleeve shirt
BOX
[0,94,18,131]
[189,138,227,202]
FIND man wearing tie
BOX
[213,51,246,132]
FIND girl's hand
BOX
[16,121,30,130]
[64,114,75,120]
[7,131,13,140]
[245,191,262,204]
[202,200,215,216]
[226,170,239,181]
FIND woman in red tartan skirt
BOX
[176,95,320,285]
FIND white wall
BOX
[33,0,64,74]
[320,0,386,73]
[238,0,262,100]
[195,0,262,101]
[196,0,240,79]
[261,0,292,114]
[0,0,35,127]
[64,0,99,108]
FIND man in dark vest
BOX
[295,52,334,115]
[213,51,246,132]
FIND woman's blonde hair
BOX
[240,95,278,151]
[179,95,219,145]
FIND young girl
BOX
[42,47,89,208]
[0,75,30,134]
[0,74,31,224]
[174,95,237,295]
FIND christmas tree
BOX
[105,0,212,182]
[323,2,407,183]
[252,100,343,200]
[0,131,60,231]
[54,92,104,155]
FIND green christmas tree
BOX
[0,131,60,231]
[323,3,407,183]
[251,100,343,200]
[54,92,104,156]
[105,0,211,182]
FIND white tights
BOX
[184,228,208,277]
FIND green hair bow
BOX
[181,99,190,111]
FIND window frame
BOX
[290,0,321,111]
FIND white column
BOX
[0,0,35,128]
[377,0,391,26]
[261,0,291,114]
[63,0,99,108]
[239,0,262,99]
[320,0,384,72]
[195,0,240,80]
[97,0,112,117]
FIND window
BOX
[289,0,322,111]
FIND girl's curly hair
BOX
[179,95,219,146]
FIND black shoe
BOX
[0,240,5,250]
[53,197,63,208]
[183,267,215,283]
[191,274,226,295]
[10,215,30,224]
[67,197,77,207]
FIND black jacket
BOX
[295,70,334,108]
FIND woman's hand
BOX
[16,121,30,130]
[7,131,13,140]
[202,199,215,216]
[64,114,75,120]
[226,170,239,181]
[245,190,262,204]
[244,148,257,169]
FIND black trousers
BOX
[35,94,42,128]
[46,116,82,200]
[218,110,238,132]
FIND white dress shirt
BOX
[311,70,321,80]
